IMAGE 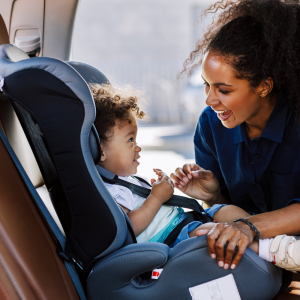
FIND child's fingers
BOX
[153,168,163,175]
[150,178,156,185]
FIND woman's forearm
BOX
[247,202,300,238]
[203,190,230,208]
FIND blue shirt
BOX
[194,93,300,214]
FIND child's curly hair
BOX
[91,83,146,144]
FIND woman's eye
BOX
[203,82,210,87]
[219,89,230,95]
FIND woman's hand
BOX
[197,222,255,270]
[170,163,221,203]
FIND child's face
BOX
[99,119,141,176]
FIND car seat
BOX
[0,43,282,300]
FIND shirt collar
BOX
[234,93,288,144]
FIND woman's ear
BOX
[259,77,274,97]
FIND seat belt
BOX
[0,128,87,300]
[117,176,212,221]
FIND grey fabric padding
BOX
[66,61,110,85]
[87,236,281,300]
[66,62,108,166]
[0,44,29,62]
[0,54,128,258]
[89,124,101,165]
[96,164,116,181]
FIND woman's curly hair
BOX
[91,84,145,144]
[183,0,300,119]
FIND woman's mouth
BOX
[217,110,232,121]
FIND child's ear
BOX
[100,148,106,162]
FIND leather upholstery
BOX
[0,137,79,300]
[274,274,300,299]
[0,14,9,45]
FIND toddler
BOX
[91,83,300,273]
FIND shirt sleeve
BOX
[287,199,300,206]
[105,184,135,211]
[194,110,229,196]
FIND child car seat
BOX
[0,43,282,300]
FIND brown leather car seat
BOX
[0,14,79,300]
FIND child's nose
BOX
[136,144,142,152]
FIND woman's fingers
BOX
[206,224,222,259]
[170,168,189,188]
[230,236,249,269]
[192,169,214,180]
[206,222,253,270]
[223,231,243,269]
[196,229,210,236]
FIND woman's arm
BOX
[205,202,300,270]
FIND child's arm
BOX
[126,170,174,237]
[212,205,251,223]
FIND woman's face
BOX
[201,52,273,129]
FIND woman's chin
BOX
[221,121,236,129]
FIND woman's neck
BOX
[245,93,277,140]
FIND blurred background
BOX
[72,0,214,182]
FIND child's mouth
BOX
[134,158,140,165]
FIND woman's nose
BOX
[205,91,220,107]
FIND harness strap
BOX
[163,211,202,246]
[117,177,212,221]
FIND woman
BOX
[171,0,300,272]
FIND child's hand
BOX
[150,169,174,204]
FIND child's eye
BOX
[128,138,134,142]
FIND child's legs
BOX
[212,204,251,223]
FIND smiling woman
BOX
[171,0,300,283]
[201,53,277,139]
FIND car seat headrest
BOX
[67,61,110,86]
[66,61,111,166]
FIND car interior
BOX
[0,2,299,299]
